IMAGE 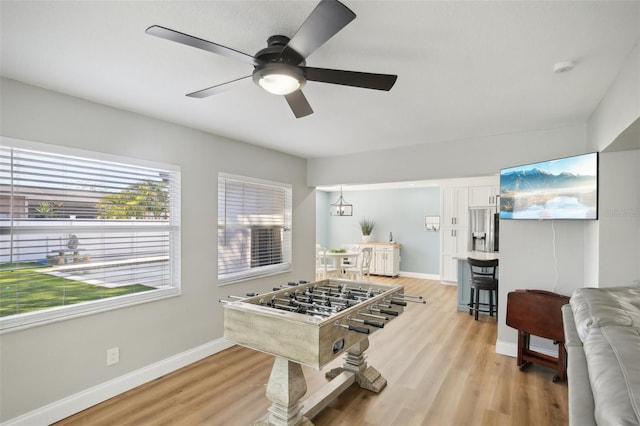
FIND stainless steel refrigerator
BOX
[469,208,499,252]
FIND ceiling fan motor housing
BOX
[255,35,305,65]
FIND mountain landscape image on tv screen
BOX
[500,152,598,220]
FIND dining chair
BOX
[344,247,372,281]
[315,247,338,280]
[340,244,360,270]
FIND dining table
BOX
[321,251,361,277]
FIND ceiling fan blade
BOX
[281,0,356,61]
[303,67,397,91]
[146,25,259,66]
[186,76,252,98]
[284,90,314,118]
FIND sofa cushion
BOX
[570,286,640,342]
[569,285,640,426]
[584,325,640,425]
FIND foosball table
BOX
[221,278,424,426]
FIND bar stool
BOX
[468,258,499,321]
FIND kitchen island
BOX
[453,252,499,313]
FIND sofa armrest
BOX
[562,304,596,426]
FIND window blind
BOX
[218,173,292,284]
[0,140,180,332]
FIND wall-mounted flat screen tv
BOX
[500,152,598,220]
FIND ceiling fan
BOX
[146,0,397,118]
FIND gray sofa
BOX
[562,285,640,426]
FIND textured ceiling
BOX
[1,1,639,159]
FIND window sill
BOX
[0,287,180,334]
[218,266,292,286]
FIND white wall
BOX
[585,41,640,288]
[587,42,640,152]
[496,218,588,355]
[318,187,441,276]
[0,78,314,423]
[597,150,640,286]
[307,124,586,186]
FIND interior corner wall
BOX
[585,40,640,288]
[0,77,314,423]
[315,190,330,247]
[597,150,640,287]
[583,220,600,288]
[587,41,640,152]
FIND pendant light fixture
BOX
[330,186,353,216]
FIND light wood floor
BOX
[56,277,568,426]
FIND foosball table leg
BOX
[254,357,313,426]
[325,337,387,393]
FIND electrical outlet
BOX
[106,347,119,366]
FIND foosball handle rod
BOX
[347,315,384,328]
[370,306,399,317]
[226,293,258,300]
[402,293,424,300]
[392,296,426,304]
[335,322,370,334]
[385,299,407,306]
[357,311,389,321]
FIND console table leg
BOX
[325,337,387,393]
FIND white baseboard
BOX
[496,339,517,357]
[3,338,234,426]
[399,271,440,280]
[495,339,559,359]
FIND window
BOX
[0,138,180,333]
[218,173,292,284]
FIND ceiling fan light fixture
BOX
[260,74,301,95]
[253,64,306,95]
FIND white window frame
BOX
[0,137,181,333]
[217,172,292,285]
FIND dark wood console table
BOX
[505,289,570,382]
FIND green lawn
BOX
[0,265,153,317]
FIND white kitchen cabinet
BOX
[357,243,400,277]
[442,227,467,254]
[373,245,400,277]
[440,228,468,282]
[441,255,458,283]
[442,187,469,227]
[441,187,469,282]
[469,185,500,208]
